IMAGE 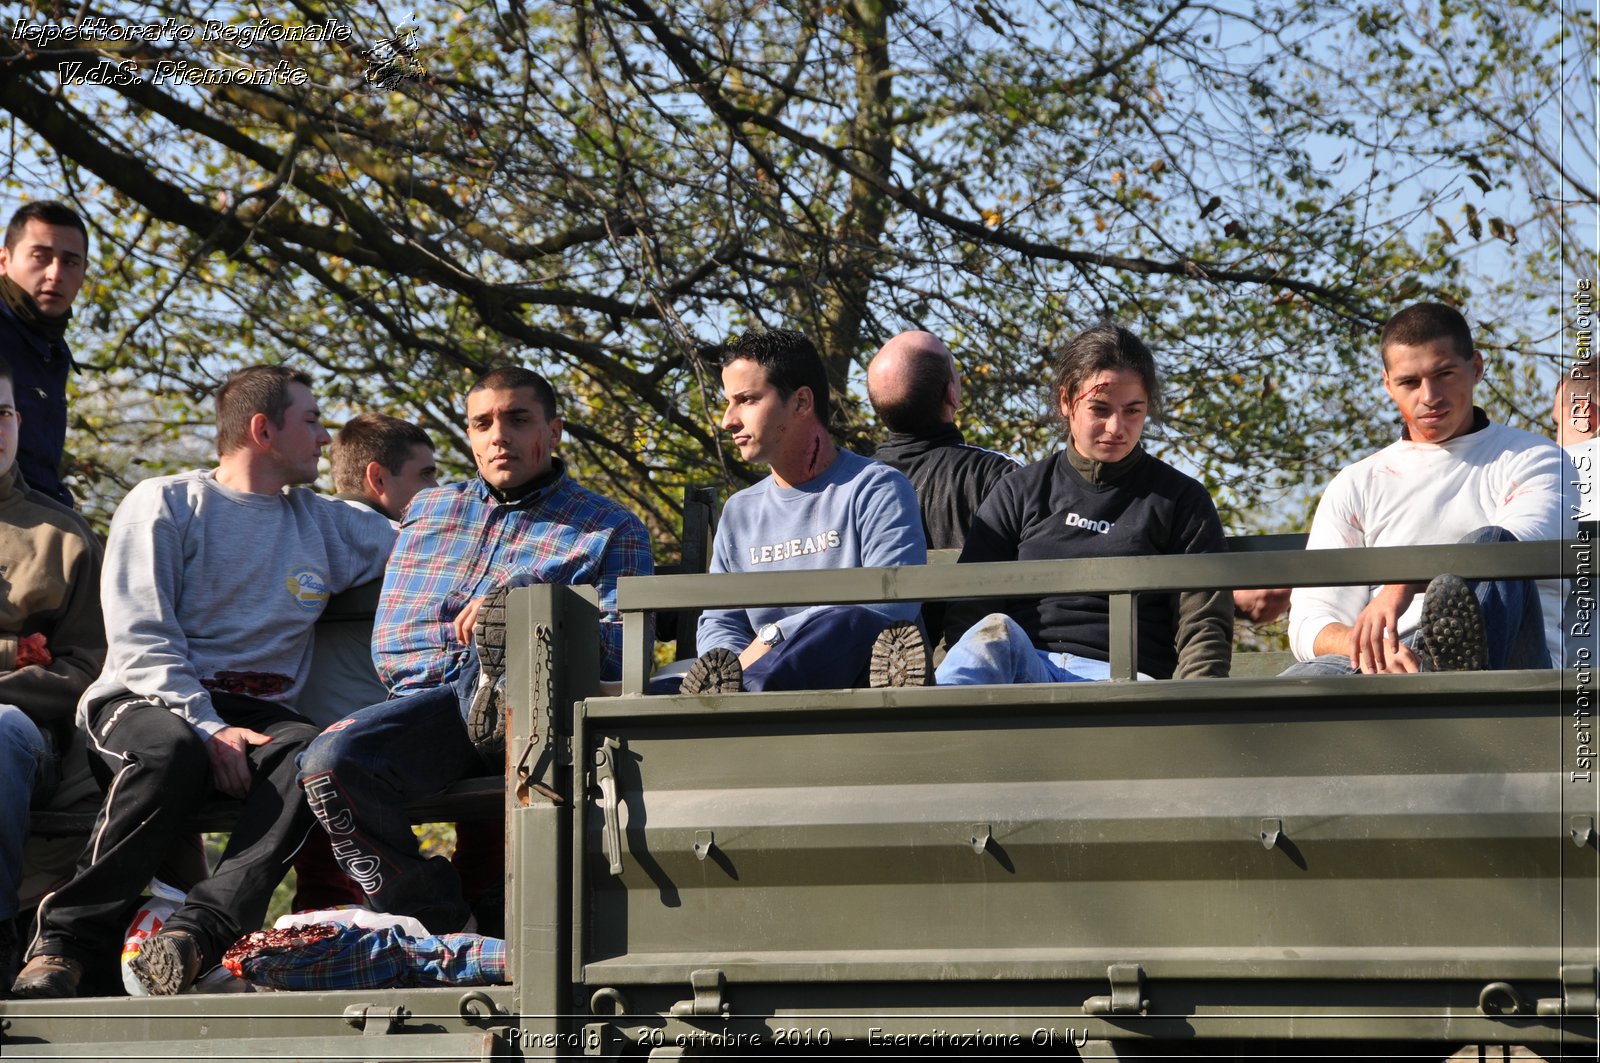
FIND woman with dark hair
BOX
[935,322,1233,684]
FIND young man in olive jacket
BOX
[0,355,104,994]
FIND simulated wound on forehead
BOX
[1074,381,1113,405]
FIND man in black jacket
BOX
[867,330,1018,552]
[868,331,1019,652]
[0,201,88,507]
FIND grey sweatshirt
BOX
[80,470,396,736]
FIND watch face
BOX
[759,623,782,645]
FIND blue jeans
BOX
[1283,526,1551,676]
[935,613,1153,685]
[0,706,48,920]
[298,662,483,935]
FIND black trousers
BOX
[32,693,318,972]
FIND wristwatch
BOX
[757,622,784,646]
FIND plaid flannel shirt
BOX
[374,464,652,690]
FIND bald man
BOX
[867,331,1019,552]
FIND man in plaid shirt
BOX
[299,366,651,934]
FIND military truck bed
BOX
[3,539,1594,1060]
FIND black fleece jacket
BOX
[871,424,1018,551]
[949,444,1233,679]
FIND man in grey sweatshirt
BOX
[13,366,395,999]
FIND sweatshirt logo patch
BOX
[747,530,842,565]
[1064,511,1113,534]
[285,564,330,611]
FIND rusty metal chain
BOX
[515,623,560,805]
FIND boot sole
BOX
[1419,574,1487,672]
[681,647,742,694]
[129,933,199,997]
[870,621,931,688]
[467,586,511,759]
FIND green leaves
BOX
[1,0,1572,539]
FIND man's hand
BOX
[1233,588,1291,624]
[1349,582,1422,673]
[738,638,773,670]
[1374,642,1422,673]
[207,726,273,799]
[453,596,486,646]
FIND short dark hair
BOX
[1052,322,1161,426]
[723,328,831,426]
[215,364,314,457]
[6,200,88,254]
[0,353,13,387]
[331,413,432,495]
[468,366,558,421]
[1380,302,1474,365]
[869,346,954,435]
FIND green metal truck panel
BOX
[2,538,1594,1059]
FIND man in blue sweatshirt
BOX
[681,329,929,693]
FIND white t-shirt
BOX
[1290,421,1571,663]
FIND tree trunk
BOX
[820,0,894,427]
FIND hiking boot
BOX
[1418,573,1488,672]
[680,647,742,694]
[129,929,202,996]
[11,954,84,999]
[869,620,932,687]
[467,585,511,762]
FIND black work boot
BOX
[466,585,511,761]
[1418,573,1488,672]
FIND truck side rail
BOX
[580,539,1593,1051]
[615,539,1572,691]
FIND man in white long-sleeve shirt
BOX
[1286,302,1569,675]
[14,366,394,999]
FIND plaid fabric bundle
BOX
[223,923,508,990]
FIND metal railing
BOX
[616,539,1575,691]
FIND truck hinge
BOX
[1536,965,1599,1017]
[669,968,730,1019]
[1260,818,1283,849]
[1082,963,1149,1016]
[594,737,624,875]
[343,1003,410,1035]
